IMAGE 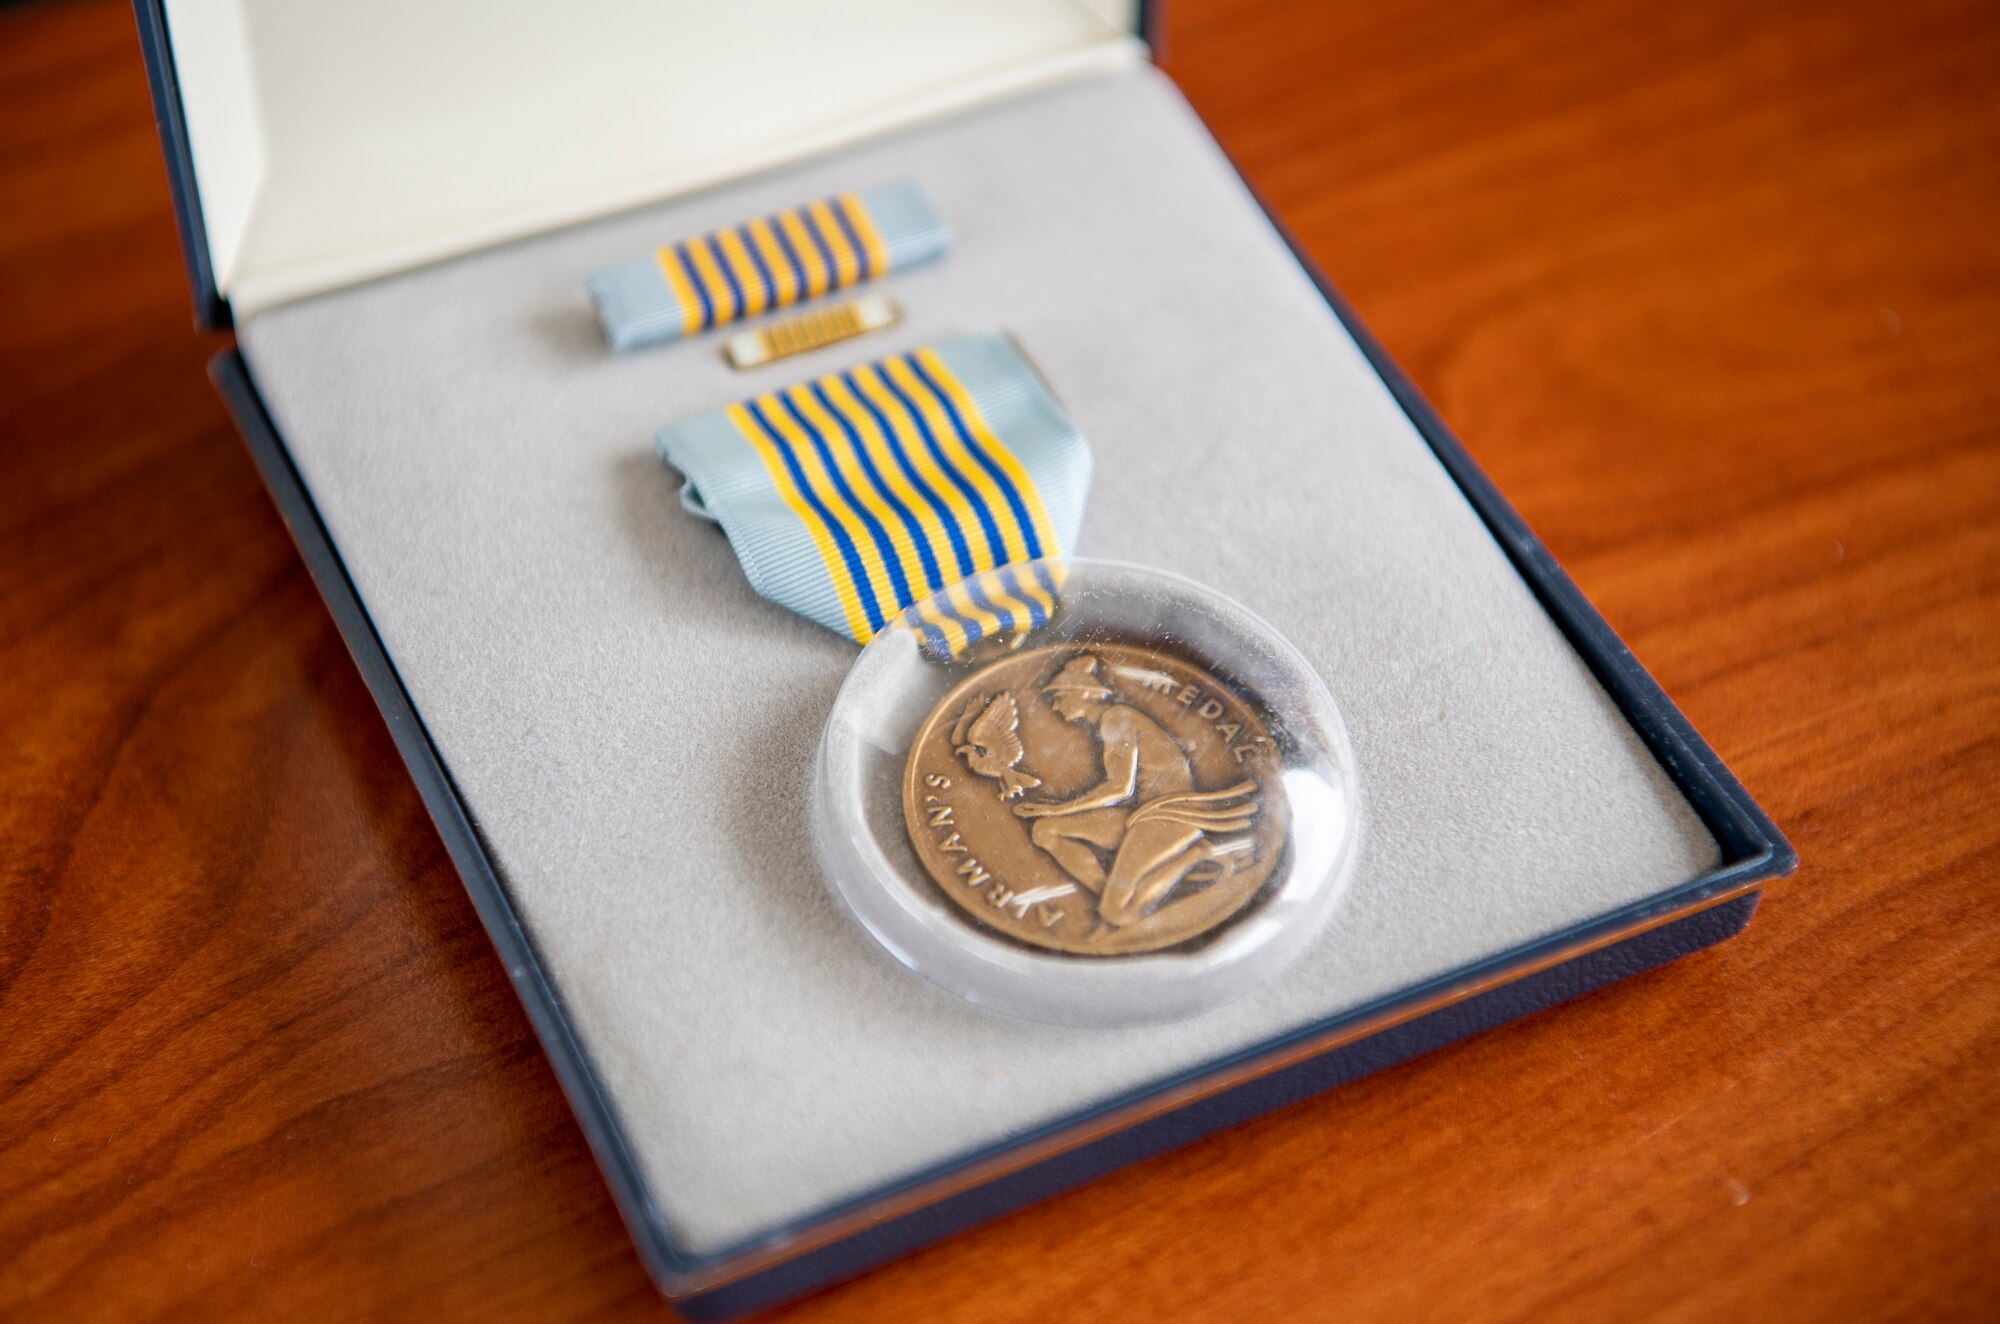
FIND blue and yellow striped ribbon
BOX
[898,560,1071,661]
[657,334,1091,651]
[590,181,949,353]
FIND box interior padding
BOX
[236,65,1719,1256]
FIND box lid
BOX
[135,0,1153,327]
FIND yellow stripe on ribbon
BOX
[777,208,832,300]
[844,363,991,578]
[824,372,998,651]
[726,402,872,641]
[715,227,769,318]
[943,576,1009,642]
[1003,563,1061,623]
[913,346,1062,561]
[597,181,947,353]
[786,384,934,618]
[655,247,706,337]
[844,361,1015,644]
[839,192,891,279]
[691,337,1080,650]
[745,216,800,306]
[903,574,1003,653]
[807,199,863,289]
[879,355,1033,565]
[820,374,964,585]
[902,564,1066,662]
[684,239,738,327]
[757,392,901,636]
[983,563,1060,633]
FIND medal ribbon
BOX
[657,334,1091,651]
[591,181,948,352]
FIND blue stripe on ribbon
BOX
[1000,563,1049,628]
[831,197,875,280]
[913,617,952,657]
[776,391,913,611]
[872,367,1010,566]
[673,242,714,329]
[901,600,965,657]
[806,382,945,596]
[743,398,886,634]
[735,223,779,311]
[839,370,978,581]
[905,353,1045,559]
[798,203,843,289]
[767,215,811,304]
[959,569,1018,635]
[701,233,748,325]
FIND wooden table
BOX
[3,0,1995,1318]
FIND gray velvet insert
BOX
[238,65,1719,1255]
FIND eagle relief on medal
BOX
[902,643,1290,956]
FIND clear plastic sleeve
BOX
[814,559,1361,1026]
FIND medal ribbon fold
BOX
[657,334,1091,651]
[591,181,948,352]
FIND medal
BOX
[652,329,1358,1024]
[817,560,1360,1026]
[902,643,1288,956]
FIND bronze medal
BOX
[902,643,1289,956]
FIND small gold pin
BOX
[724,294,902,370]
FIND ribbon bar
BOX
[590,181,949,352]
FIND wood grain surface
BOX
[3,0,1995,1319]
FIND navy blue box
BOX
[135,3,1793,1314]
